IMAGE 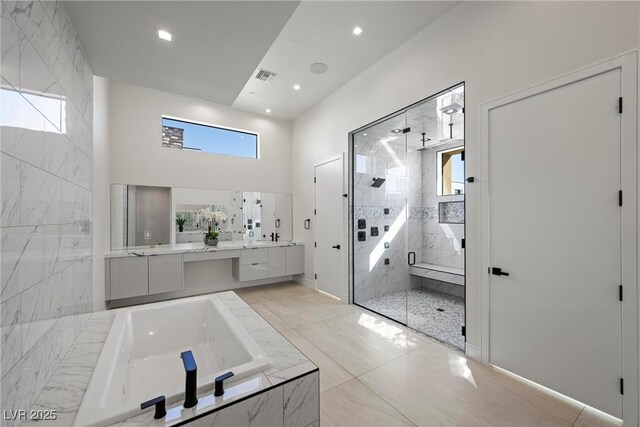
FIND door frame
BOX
[479,51,638,423]
[313,153,347,300]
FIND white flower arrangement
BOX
[194,208,227,224]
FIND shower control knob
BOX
[332,245,341,249]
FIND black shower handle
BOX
[408,252,416,266]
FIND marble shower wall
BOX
[353,136,424,304]
[0,1,93,424]
[421,141,464,271]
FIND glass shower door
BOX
[352,113,409,324]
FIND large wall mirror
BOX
[110,184,293,249]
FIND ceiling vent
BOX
[255,68,277,82]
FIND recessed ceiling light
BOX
[363,133,367,136]
[353,26,363,36]
[309,62,329,74]
[265,108,272,113]
[391,129,403,133]
[293,84,301,91]
[158,30,172,42]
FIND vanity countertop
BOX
[105,240,304,258]
[26,292,317,426]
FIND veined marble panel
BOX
[1,293,22,377]
[284,371,319,427]
[1,153,21,226]
[0,1,93,421]
[1,4,20,87]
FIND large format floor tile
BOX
[573,407,622,427]
[250,302,291,333]
[320,379,415,427]
[240,283,359,329]
[239,282,618,427]
[297,310,432,376]
[281,329,353,392]
[358,343,584,426]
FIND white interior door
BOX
[314,157,344,300]
[488,70,622,416]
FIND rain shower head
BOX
[416,132,431,151]
[371,177,386,188]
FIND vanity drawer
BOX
[184,250,240,263]
[239,262,269,281]
[240,248,269,265]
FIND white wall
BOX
[291,1,640,358]
[93,76,110,311]
[94,79,293,277]
[108,80,293,192]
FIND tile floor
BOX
[358,288,465,351]
[235,281,621,427]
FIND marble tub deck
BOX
[23,292,319,426]
[357,287,465,351]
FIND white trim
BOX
[465,342,481,361]
[479,51,638,424]
[313,153,347,300]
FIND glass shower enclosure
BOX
[350,83,466,350]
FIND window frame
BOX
[436,145,465,196]
[162,115,260,159]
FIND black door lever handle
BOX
[491,267,509,276]
[332,245,341,249]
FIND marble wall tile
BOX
[284,371,320,427]
[0,1,92,421]
[21,269,64,353]
[8,1,45,58]
[1,293,22,377]
[2,153,21,226]
[1,4,20,87]
[18,28,64,115]
[20,162,61,225]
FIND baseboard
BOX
[465,342,481,362]
[294,275,315,289]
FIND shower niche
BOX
[350,83,466,350]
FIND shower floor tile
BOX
[358,288,464,351]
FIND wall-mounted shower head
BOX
[416,132,431,151]
[371,177,386,188]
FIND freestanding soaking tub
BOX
[75,294,271,426]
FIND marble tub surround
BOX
[1,1,93,424]
[105,240,302,258]
[26,291,319,426]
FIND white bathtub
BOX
[75,294,271,426]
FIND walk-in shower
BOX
[350,83,466,350]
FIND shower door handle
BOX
[408,252,416,266]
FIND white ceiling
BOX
[65,1,458,120]
[232,1,459,119]
[64,1,300,105]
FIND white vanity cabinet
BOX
[109,256,149,300]
[107,243,305,303]
[233,246,289,282]
[268,247,286,277]
[235,248,270,282]
[285,245,304,275]
[149,254,183,294]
